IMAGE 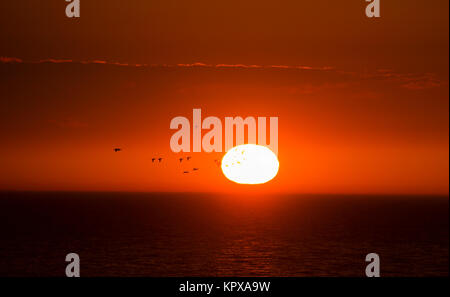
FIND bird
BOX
[187,156,192,161]
[183,171,189,174]
[179,158,183,163]
[151,158,156,163]
[192,168,199,171]
[158,158,163,162]
[113,148,121,152]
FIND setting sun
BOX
[221,144,279,184]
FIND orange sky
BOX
[0,0,448,194]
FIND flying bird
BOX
[187,156,192,161]
[179,158,183,163]
[193,168,199,171]
[113,148,122,152]
[158,158,163,162]
[183,171,189,174]
[152,158,156,163]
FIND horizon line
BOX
[0,189,448,197]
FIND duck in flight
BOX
[113,148,122,152]
[193,168,199,171]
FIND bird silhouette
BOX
[158,158,163,162]
[187,156,192,161]
[183,171,189,174]
[151,158,156,163]
[193,168,199,171]
[179,158,183,163]
[113,148,121,152]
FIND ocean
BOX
[0,192,448,277]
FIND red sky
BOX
[0,0,448,194]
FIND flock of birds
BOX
[113,148,221,174]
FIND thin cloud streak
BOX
[370,70,444,90]
[0,57,23,63]
[1,56,333,71]
[1,56,445,89]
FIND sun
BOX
[221,144,279,184]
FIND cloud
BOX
[1,56,334,72]
[0,56,444,89]
[36,58,73,64]
[0,56,23,63]
[370,70,444,90]
[176,62,333,71]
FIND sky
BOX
[0,0,448,194]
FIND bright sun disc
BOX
[221,144,279,184]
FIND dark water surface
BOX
[0,192,448,276]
